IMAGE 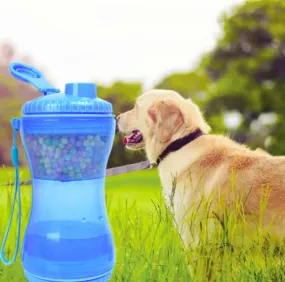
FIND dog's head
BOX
[117,89,211,162]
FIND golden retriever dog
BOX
[117,89,285,249]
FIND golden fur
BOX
[117,89,285,248]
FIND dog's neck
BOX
[149,128,204,167]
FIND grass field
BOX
[1,166,285,281]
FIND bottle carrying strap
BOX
[0,118,22,265]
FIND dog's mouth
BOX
[123,130,143,146]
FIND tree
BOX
[155,71,210,105]
[198,0,285,153]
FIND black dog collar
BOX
[150,128,203,168]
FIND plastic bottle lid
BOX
[9,62,113,114]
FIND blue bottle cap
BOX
[65,83,97,98]
[9,62,112,115]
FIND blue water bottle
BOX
[0,62,116,282]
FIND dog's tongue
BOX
[123,131,137,145]
[123,135,131,145]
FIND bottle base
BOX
[24,270,112,282]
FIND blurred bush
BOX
[97,82,147,168]
[0,43,45,166]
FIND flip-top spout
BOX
[9,62,60,95]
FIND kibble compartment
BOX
[25,133,113,181]
[21,115,115,182]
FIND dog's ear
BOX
[148,100,183,143]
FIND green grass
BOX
[1,167,285,281]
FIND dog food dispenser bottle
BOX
[0,62,116,282]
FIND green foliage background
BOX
[0,0,285,168]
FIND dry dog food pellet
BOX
[24,134,110,181]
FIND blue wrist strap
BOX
[0,118,22,265]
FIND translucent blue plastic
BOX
[0,62,117,282]
[21,115,116,282]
